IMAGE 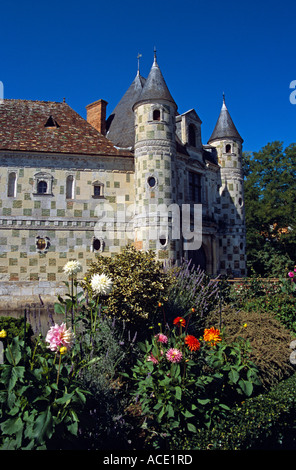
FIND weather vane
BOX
[137,53,142,74]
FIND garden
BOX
[0,245,296,451]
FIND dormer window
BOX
[44,115,60,128]
[153,109,161,121]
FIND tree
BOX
[243,141,296,276]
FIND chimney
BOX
[86,99,108,135]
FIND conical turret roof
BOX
[106,72,146,149]
[134,52,177,108]
[208,95,243,143]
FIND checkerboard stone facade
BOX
[0,55,247,300]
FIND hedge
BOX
[177,372,296,450]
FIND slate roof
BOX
[106,73,146,149]
[134,55,177,108]
[0,99,132,157]
[208,97,243,143]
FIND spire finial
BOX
[137,53,142,75]
[153,46,157,64]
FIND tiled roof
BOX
[0,99,132,157]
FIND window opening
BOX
[37,180,48,194]
[153,109,161,121]
[66,175,74,199]
[189,172,201,203]
[44,115,60,128]
[93,238,101,251]
[188,124,196,147]
[7,172,16,197]
[147,176,156,188]
[225,144,231,153]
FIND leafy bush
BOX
[81,246,174,328]
[184,372,296,450]
[124,315,260,449]
[0,334,89,449]
[0,316,34,345]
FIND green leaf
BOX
[239,379,253,396]
[54,302,65,315]
[175,386,182,400]
[187,422,197,433]
[229,368,240,384]
[32,406,54,444]
[1,416,23,436]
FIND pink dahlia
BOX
[155,333,168,344]
[288,272,295,278]
[147,353,159,364]
[166,348,183,363]
[45,323,74,352]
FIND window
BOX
[189,172,201,203]
[147,175,157,188]
[91,237,104,252]
[37,180,47,194]
[92,181,104,198]
[188,124,196,147]
[33,172,53,196]
[225,144,231,153]
[66,175,74,199]
[153,109,161,121]
[7,172,17,197]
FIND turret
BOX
[132,52,179,261]
[208,95,246,276]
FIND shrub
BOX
[204,306,295,389]
[164,260,220,333]
[80,246,174,328]
[0,333,89,450]
[0,316,34,345]
[183,372,296,450]
[124,316,260,449]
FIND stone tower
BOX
[208,95,246,276]
[132,52,179,262]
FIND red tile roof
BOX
[0,99,133,157]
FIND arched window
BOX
[225,144,231,153]
[7,172,16,197]
[153,109,161,121]
[188,124,196,147]
[37,180,47,194]
[66,175,74,199]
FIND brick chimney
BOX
[86,99,108,135]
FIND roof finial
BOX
[153,46,157,65]
[137,53,142,75]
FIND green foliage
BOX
[124,317,260,448]
[81,245,174,327]
[243,142,296,276]
[184,372,296,450]
[0,316,34,344]
[0,335,89,449]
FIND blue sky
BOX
[1,0,295,153]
